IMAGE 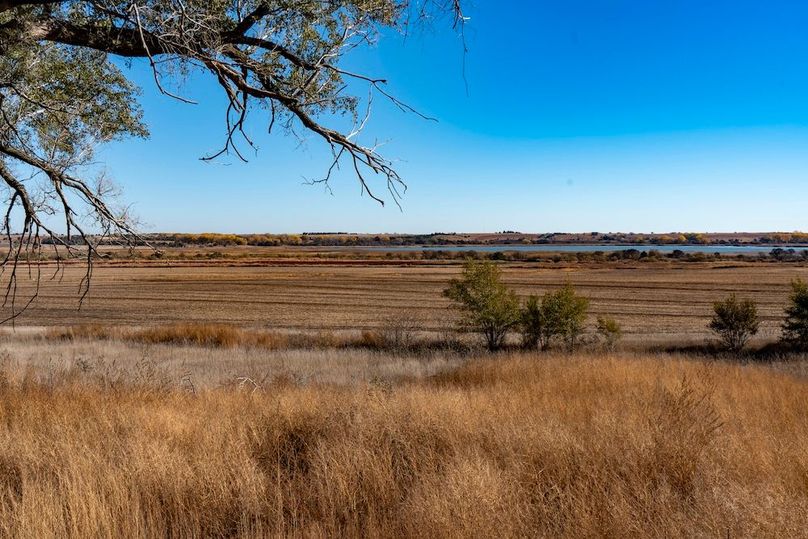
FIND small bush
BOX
[781,279,808,350]
[520,283,589,352]
[709,294,760,353]
[379,311,420,350]
[596,316,622,351]
[550,283,589,351]
[519,295,547,350]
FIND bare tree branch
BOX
[0,0,466,319]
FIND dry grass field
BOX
[0,255,806,536]
[3,258,806,344]
[0,331,465,388]
[11,0,808,534]
[0,347,805,537]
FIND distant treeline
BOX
[41,231,808,248]
[141,233,464,247]
[415,248,808,264]
[110,246,808,265]
[128,231,808,248]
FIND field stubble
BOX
[2,261,806,344]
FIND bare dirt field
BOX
[4,259,807,343]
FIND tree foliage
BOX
[443,259,520,352]
[519,294,548,350]
[781,279,808,350]
[520,283,589,352]
[0,0,464,317]
[708,294,759,353]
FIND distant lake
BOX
[347,244,808,255]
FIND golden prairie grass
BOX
[45,323,114,341]
[133,323,270,347]
[46,323,391,350]
[1,335,462,387]
[0,351,805,537]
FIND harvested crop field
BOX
[3,260,807,343]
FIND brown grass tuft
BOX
[46,324,116,341]
[133,323,246,347]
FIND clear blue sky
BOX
[100,0,808,233]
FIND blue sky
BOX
[100,0,808,233]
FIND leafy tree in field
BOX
[444,260,520,352]
[520,283,589,352]
[781,279,808,350]
[596,316,622,351]
[0,0,464,317]
[709,294,759,353]
[520,295,548,350]
[548,283,589,351]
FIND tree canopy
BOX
[444,259,520,352]
[0,0,464,316]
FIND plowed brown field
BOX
[5,259,806,342]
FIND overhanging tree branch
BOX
[0,0,466,318]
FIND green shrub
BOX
[520,295,550,350]
[782,279,808,350]
[709,294,759,352]
[444,260,520,351]
[520,283,589,352]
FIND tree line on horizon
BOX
[53,231,808,249]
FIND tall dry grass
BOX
[0,337,463,388]
[0,352,805,537]
[45,322,440,352]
